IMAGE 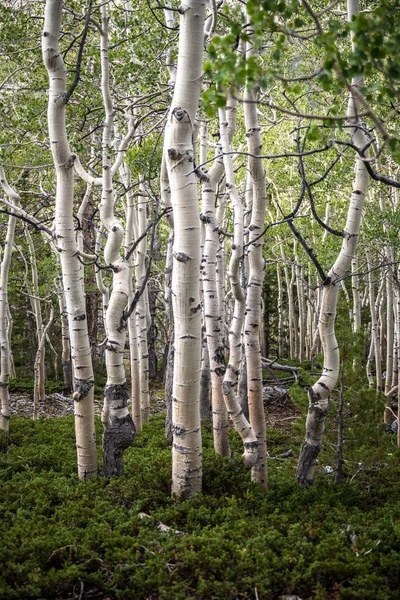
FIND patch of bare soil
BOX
[9,386,300,440]
[9,390,166,420]
[263,386,301,433]
[9,393,103,419]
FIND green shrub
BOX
[0,414,399,599]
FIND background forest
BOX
[1,0,400,598]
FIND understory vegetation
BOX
[1,407,399,600]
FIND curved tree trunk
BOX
[296,0,369,487]
[219,107,258,468]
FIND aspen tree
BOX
[0,166,20,432]
[25,229,46,403]
[366,249,382,393]
[243,30,268,488]
[162,2,176,440]
[97,3,135,476]
[135,183,150,424]
[164,0,206,498]
[200,119,229,456]
[121,163,142,431]
[218,107,258,468]
[42,0,98,479]
[296,0,370,486]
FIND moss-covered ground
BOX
[0,412,400,600]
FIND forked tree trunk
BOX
[42,0,98,479]
[164,0,206,498]
[296,0,369,486]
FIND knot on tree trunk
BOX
[73,378,94,401]
[171,106,190,123]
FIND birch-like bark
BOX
[161,1,176,439]
[296,0,369,486]
[33,307,54,420]
[385,267,394,421]
[351,255,361,333]
[164,0,205,498]
[201,121,229,456]
[42,0,98,479]
[0,166,19,432]
[98,3,135,476]
[219,108,258,468]
[295,242,305,363]
[280,242,295,359]
[122,163,141,431]
[25,229,46,402]
[277,264,285,357]
[135,184,150,424]
[58,287,72,391]
[243,43,268,487]
[366,249,382,392]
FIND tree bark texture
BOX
[296,0,369,486]
[164,0,205,498]
[42,0,98,479]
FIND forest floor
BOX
[8,377,301,433]
[1,375,400,600]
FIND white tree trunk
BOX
[0,166,20,432]
[42,0,98,479]
[25,229,46,402]
[201,119,229,456]
[219,108,258,468]
[296,0,369,486]
[135,183,150,424]
[98,3,135,476]
[243,45,268,487]
[164,0,205,498]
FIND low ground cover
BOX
[0,409,399,599]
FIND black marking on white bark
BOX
[172,424,187,437]
[174,252,190,262]
[73,313,86,321]
[190,304,201,314]
[73,378,94,401]
[353,190,363,195]
[106,344,118,352]
[168,148,182,160]
[244,441,258,449]
[222,380,232,395]
[173,443,191,454]
[180,334,196,339]
[214,366,225,377]
[318,382,329,391]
